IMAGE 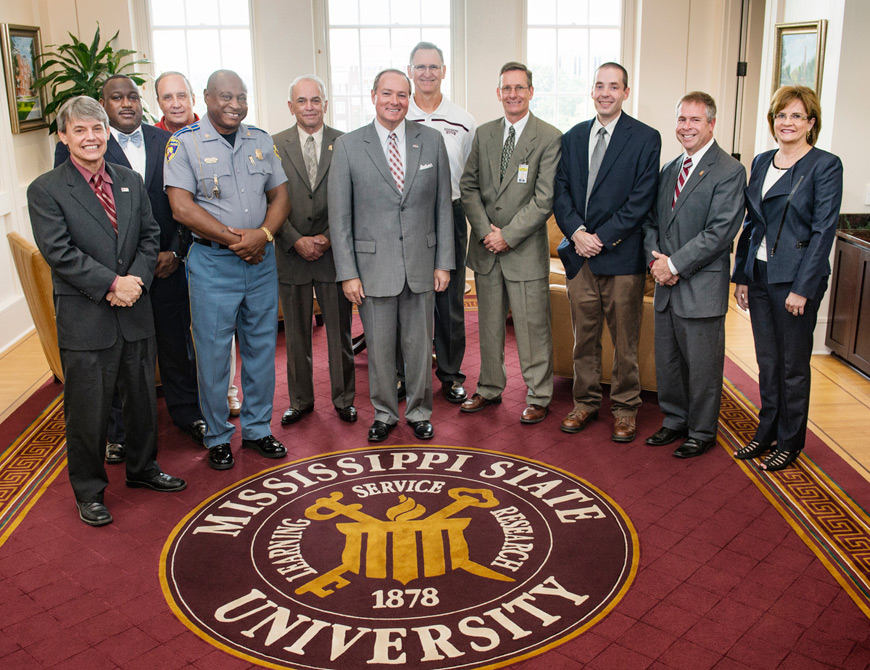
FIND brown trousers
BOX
[567,263,645,416]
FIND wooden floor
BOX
[3,301,870,480]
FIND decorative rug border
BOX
[0,394,67,547]
[719,377,870,618]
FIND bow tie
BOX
[118,130,142,148]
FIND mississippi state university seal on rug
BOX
[161,447,638,669]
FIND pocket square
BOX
[419,163,433,170]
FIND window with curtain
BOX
[526,0,622,131]
[326,0,452,132]
[148,0,258,124]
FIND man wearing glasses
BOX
[406,41,476,405]
[459,62,561,424]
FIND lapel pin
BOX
[120,187,129,192]
[698,170,705,176]
[412,144,419,149]
[328,144,333,151]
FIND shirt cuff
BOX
[667,258,678,275]
[109,276,119,294]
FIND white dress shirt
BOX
[110,125,146,178]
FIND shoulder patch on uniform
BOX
[273,144,280,159]
[166,136,180,162]
[174,122,198,136]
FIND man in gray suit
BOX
[459,62,561,424]
[27,96,186,527]
[642,91,745,458]
[274,75,356,427]
[329,69,454,442]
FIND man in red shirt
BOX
[154,71,199,133]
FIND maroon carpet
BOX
[1,310,870,669]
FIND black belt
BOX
[193,237,230,250]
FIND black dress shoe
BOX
[672,437,715,459]
[397,380,407,401]
[281,406,313,425]
[408,419,434,440]
[105,442,125,464]
[126,472,187,492]
[645,426,688,447]
[76,500,113,526]
[208,443,234,470]
[242,435,287,459]
[336,405,358,423]
[368,420,396,442]
[441,382,467,404]
[180,420,207,446]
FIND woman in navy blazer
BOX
[731,86,842,471]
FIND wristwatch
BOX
[260,226,274,243]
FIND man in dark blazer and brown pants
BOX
[643,91,745,458]
[274,75,356,426]
[28,96,185,527]
[553,62,661,443]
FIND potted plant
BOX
[34,24,149,134]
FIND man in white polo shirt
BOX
[406,41,477,404]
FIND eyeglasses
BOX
[500,85,529,94]
[411,64,442,72]
[773,113,810,121]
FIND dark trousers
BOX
[748,259,827,453]
[433,200,468,384]
[61,332,160,502]
[106,268,201,443]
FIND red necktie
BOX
[672,155,693,208]
[92,173,118,232]
[388,132,404,192]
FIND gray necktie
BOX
[303,135,317,188]
[586,127,607,214]
[500,125,516,183]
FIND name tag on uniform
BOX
[517,163,529,184]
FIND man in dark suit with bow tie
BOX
[54,76,205,458]
[553,62,661,443]
[29,96,186,526]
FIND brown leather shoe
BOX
[560,408,599,434]
[520,404,548,424]
[460,393,502,413]
[612,416,637,443]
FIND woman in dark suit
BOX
[731,85,842,471]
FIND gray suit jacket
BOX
[273,124,343,285]
[27,160,160,350]
[460,112,562,281]
[328,120,454,297]
[643,141,745,318]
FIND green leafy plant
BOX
[33,24,150,133]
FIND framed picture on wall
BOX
[1,24,49,133]
[773,20,827,97]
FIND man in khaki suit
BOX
[274,75,356,427]
[459,62,562,424]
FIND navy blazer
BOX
[55,125,181,254]
[553,112,661,279]
[732,147,842,299]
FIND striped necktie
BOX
[672,155,693,208]
[388,132,404,192]
[91,173,118,233]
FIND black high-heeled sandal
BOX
[759,447,800,472]
[733,440,771,460]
